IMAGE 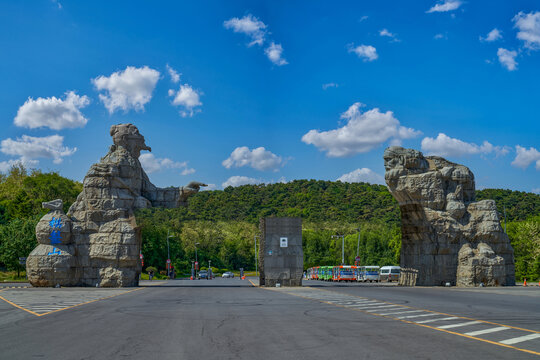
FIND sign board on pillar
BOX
[280,237,288,247]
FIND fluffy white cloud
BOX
[166,64,180,83]
[169,84,202,117]
[480,28,502,42]
[434,33,447,40]
[181,167,196,176]
[0,159,39,173]
[337,168,385,185]
[222,146,282,171]
[223,14,267,46]
[513,11,540,50]
[265,42,288,66]
[322,83,338,90]
[0,135,76,164]
[92,66,160,113]
[426,0,462,13]
[497,48,518,71]
[421,133,509,158]
[302,102,421,157]
[379,29,399,42]
[222,175,262,188]
[139,153,193,174]
[511,145,540,170]
[348,44,378,61]
[14,91,89,130]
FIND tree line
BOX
[0,166,538,280]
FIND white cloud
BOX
[222,146,282,172]
[0,135,76,164]
[139,153,191,174]
[348,44,378,62]
[511,145,540,170]
[181,168,196,176]
[426,0,462,13]
[434,33,447,40]
[302,102,421,157]
[322,83,339,90]
[532,188,540,195]
[13,91,89,130]
[222,175,262,188]
[379,29,400,42]
[480,28,502,42]
[265,42,288,66]
[513,11,540,50]
[92,66,160,113]
[497,48,518,71]
[0,159,39,173]
[223,14,267,47]
[166,64,180,83]
[169,84,202,117]
[51,0,62,9]
[421,133,509,158]
[359,16,369,22]
[337,168,385,185]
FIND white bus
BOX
[380,266,400,282]
[358,266,380,282]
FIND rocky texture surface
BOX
[27,124,206,287]
[383,146,514,286]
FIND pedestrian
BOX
[149,270,154,281]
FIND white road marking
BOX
[464,327,510,336]
[415,317,459,324]
[437,321,481,329]
[365,305,405,312]
[378,310,424,316]
[397,313,439,319]
[499,333,540,345]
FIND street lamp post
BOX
[166,230,173,278]
[356,227,361,259]
[254,235,260,277]
[332,235,345,265]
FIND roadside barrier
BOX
[398,268,418,286]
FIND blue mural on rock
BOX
[48,217,63,246]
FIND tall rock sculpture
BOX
[383,146,514,286]
[27,124,206,287]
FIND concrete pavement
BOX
[0,278,538,359]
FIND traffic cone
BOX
[190,275,193,280]
[523,278,527,286]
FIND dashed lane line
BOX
[0,287,144,317]
[268,286,540,357]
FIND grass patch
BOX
[0,271,28,282]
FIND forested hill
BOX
[140,180,540,225]
[1,167,538,225]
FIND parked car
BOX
[222,271,234,278]
[198,270,208,279]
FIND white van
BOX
[380,266,400,282]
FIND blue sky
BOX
[0,0,539,193]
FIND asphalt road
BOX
[0,278,539,360]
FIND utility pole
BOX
[356,227,361,258]
[332,235,345,265]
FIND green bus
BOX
[319,266,334,281]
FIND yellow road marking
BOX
[0,287,144,317]
[248,279,258,287]
[268,287,540,357]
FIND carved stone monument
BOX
[26,124,206,287]
[383,146,514,286]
